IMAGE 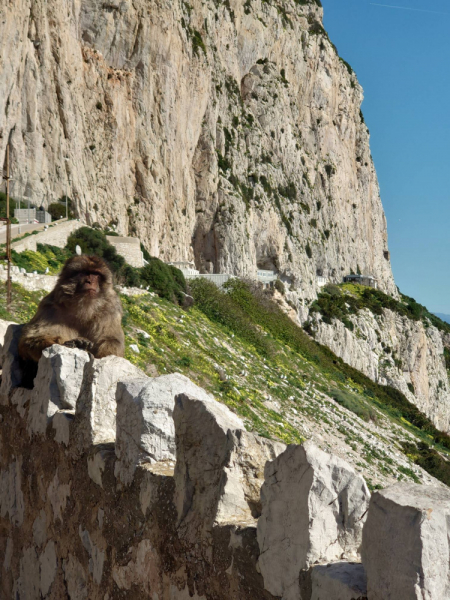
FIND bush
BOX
[47,197,75,221]
[11,243,71,275]
[311,283,450,335]
[48,203,66,221]
[331,388,376,422]
[66,227,126,273]
[305,243,312,258]
[140,259,186,303]
[274,279,285,295]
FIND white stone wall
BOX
[106,236,144,268]
[0,265,57,292]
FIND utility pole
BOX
[63,155,70,220]
[2,145,12,312]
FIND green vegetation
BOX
[66,227,187,303]
[295,0,322,7]
[305,243,312,258]
[47,197,75,221]
[309,282,450,334]
[11,244,71,275]
[4,243,450,487]
[191,29,207,56]
[8,227,187,305]
[339,57,354,76]
[0,191,21,223]
[67,227,131,275]
[189,279,450,484]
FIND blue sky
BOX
[320,0,450,313]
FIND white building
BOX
[168,261,234,288]
[167,261,200,277]
[257,270,278,286]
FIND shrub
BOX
[274,279,285,295]
[66,227,126,273]
[11,243,71,275]
[331,388,375,422]
[48,203,66,220]
[305,243,312,258]
[190,277,450,473]
[140,259,186,303]
[312,283,450,336]
[48,196,74,220]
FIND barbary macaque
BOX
[18,255,125,363]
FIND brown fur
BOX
[18,255,125,363]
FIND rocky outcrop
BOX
[311,308,450,432]
[0,0,396,300]
[362,483,450,600]
[2,324,450,599]
[257,442,370,600]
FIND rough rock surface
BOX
[0,325,25,401]
[310,563,367,600]
[312,308,450,432]
[257,441,370,600]
[0,320,17,361]
[72,354,145,453]
[1,325,449,599]
[28,345,90,436]
[174,392,285,537]
[0,332,281,599]
[115,373,218,485]
[0,0,396,301]
[362,483,450,600]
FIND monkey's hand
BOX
[64,338,94,352]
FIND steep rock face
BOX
[312,309,450,432]
[0,0,396,300]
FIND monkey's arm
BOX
[94,335,125,359]
[89,297,125,359]
[18,296,77,363]
[19,331,63,362]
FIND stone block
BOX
[310,563,367,600]
[72,356,145,453]
[257,441,370,600]
[52,410,75,446]
[174,392,285,539]
[0,324,24,402]
[362,482,450,600]
[0,319,17,366]
[28,345,90,435]
[115,373,215,485]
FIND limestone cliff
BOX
[0,0,396,299]
[310,307,450,433]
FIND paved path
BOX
[0,220,69,245]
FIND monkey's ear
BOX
[75,245,82,256]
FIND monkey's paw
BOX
[64,338,94,352]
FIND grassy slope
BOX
[3,273,450,491]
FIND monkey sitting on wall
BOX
[18,255,125,363]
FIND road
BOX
[0,222,48,245]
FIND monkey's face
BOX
[56,255,114,306]
[76,270,103,297]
